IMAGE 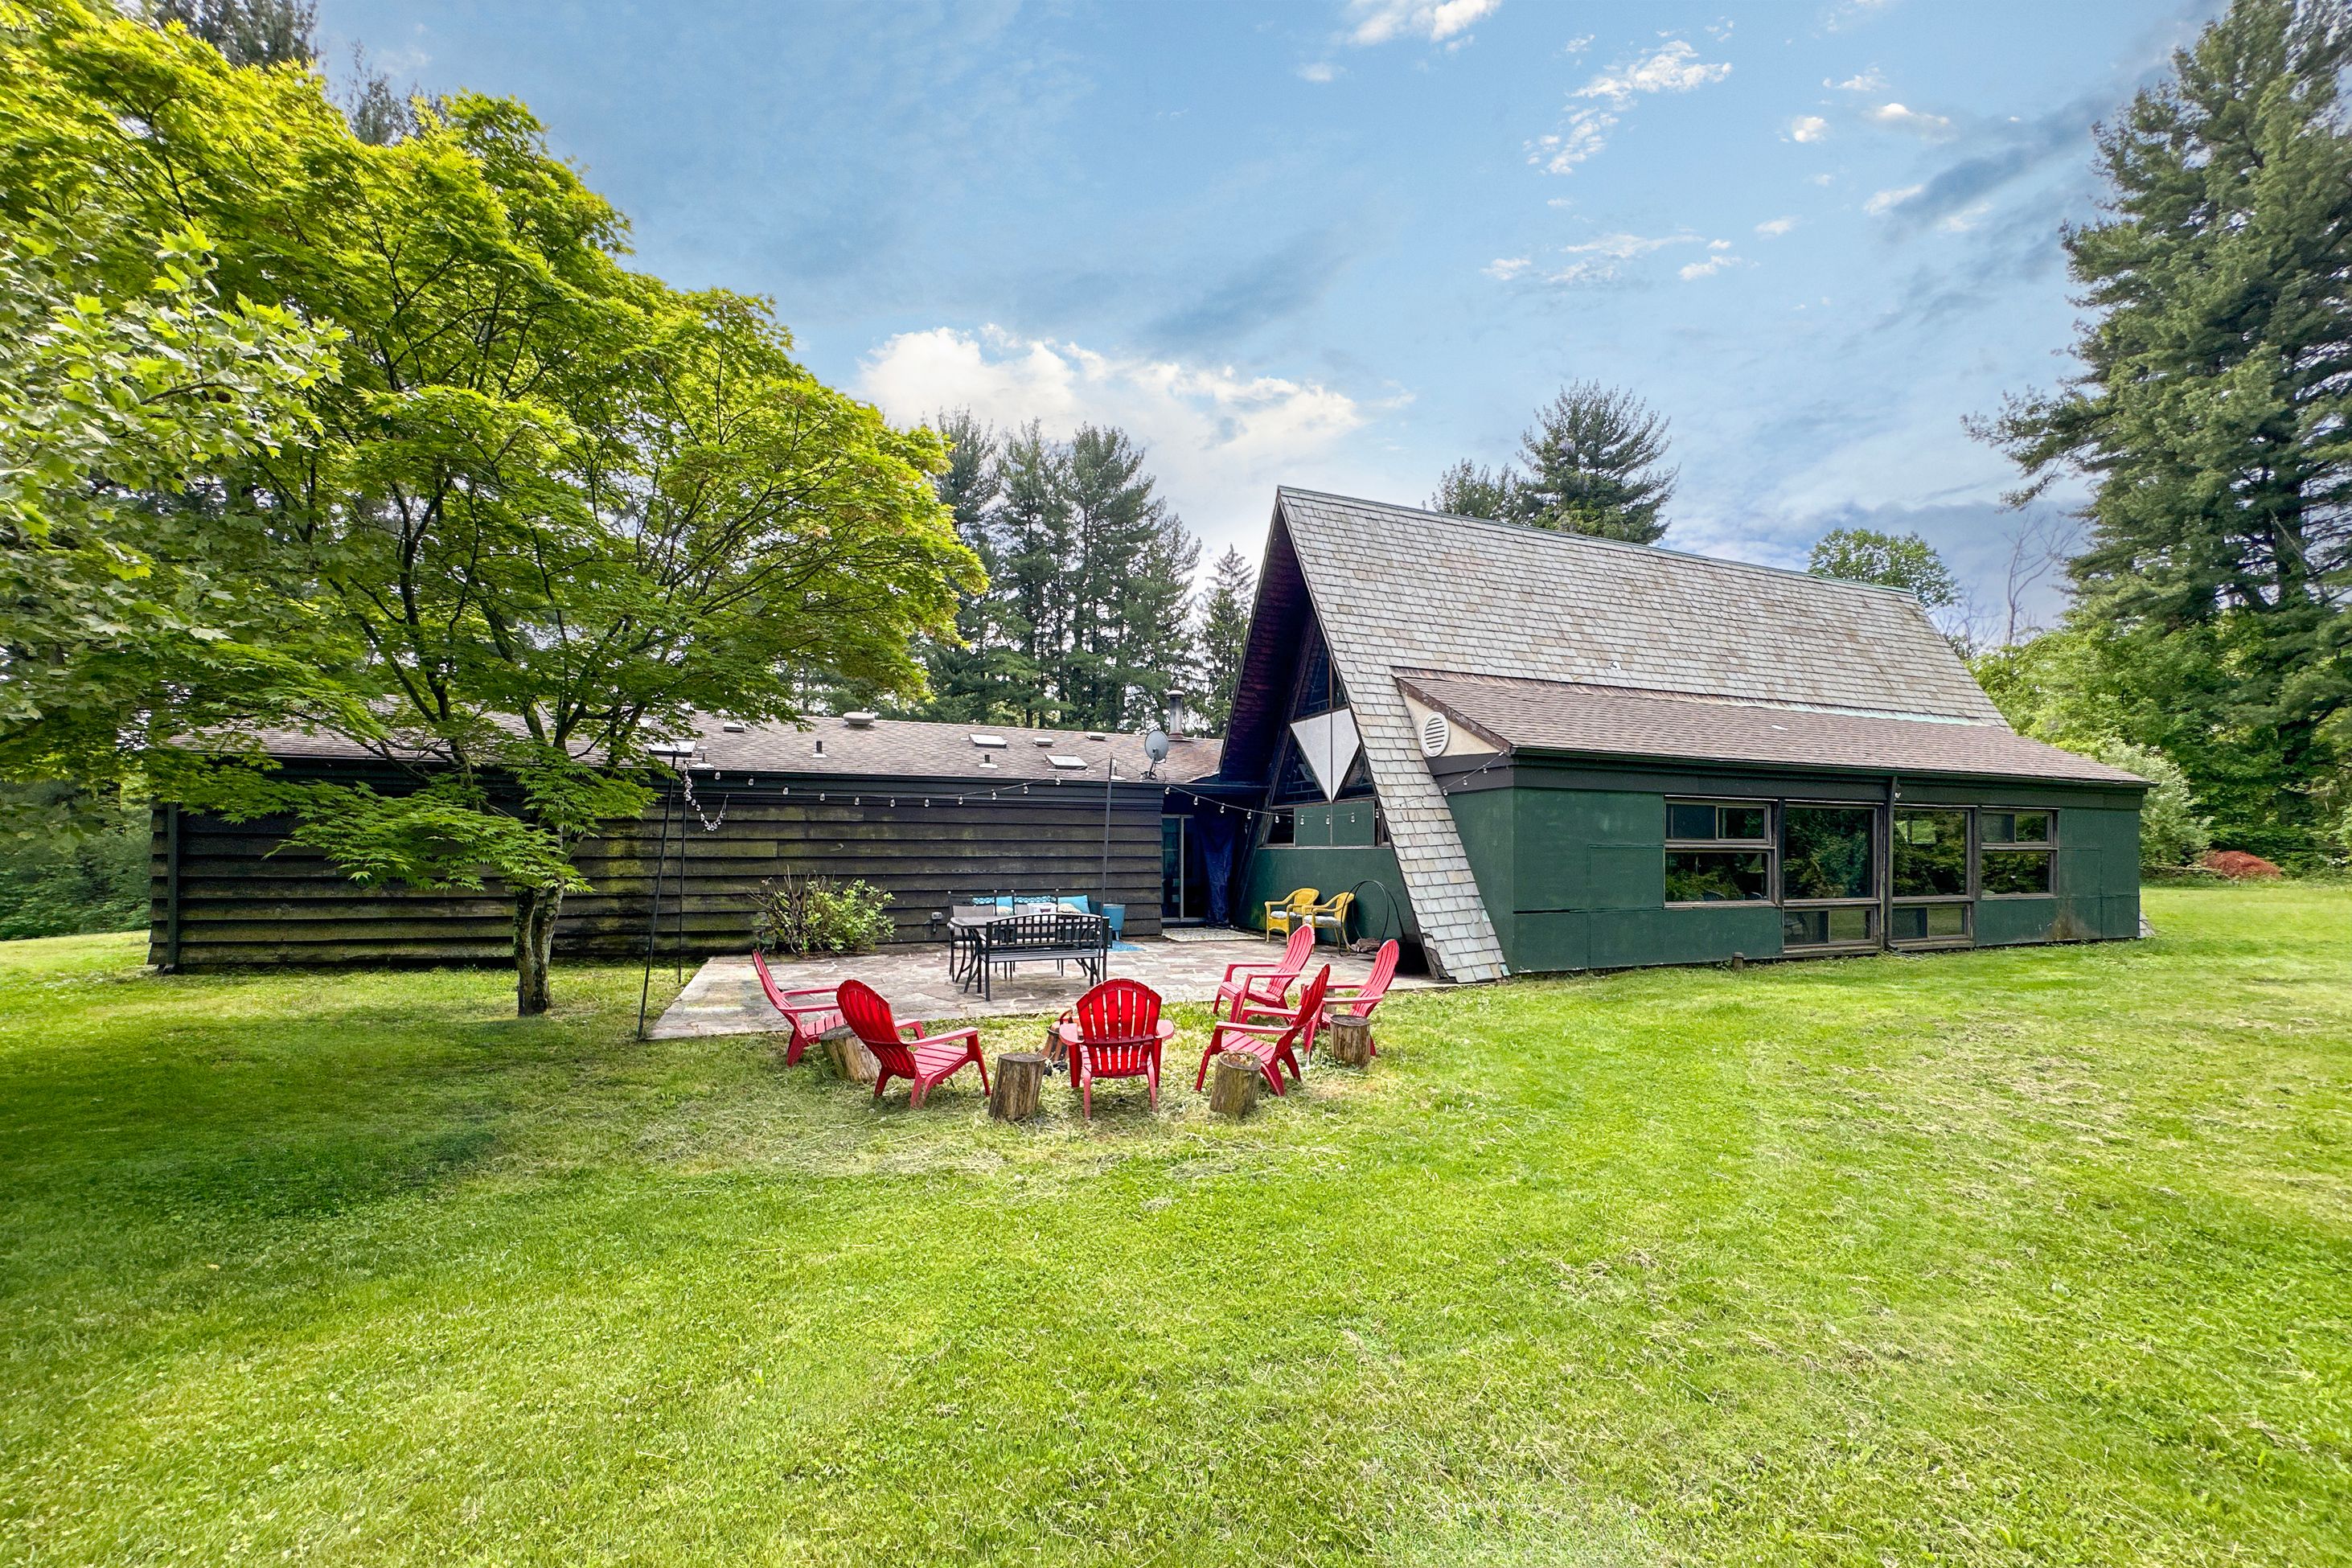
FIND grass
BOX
[1,887,2346,1566]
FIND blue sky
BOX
[318,0,2217,637]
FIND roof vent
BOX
[980,754,998,768]
[1086,732,1109,741]
[970,733,1008,749]
[1048,754,1088,770]
[721,720,747,733]
[1032,737,1055,747]
[842,711,877,728]
[1420,714,1450,757]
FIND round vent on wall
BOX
[1420,713,1450,757]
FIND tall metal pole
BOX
[634,775,679,1041]
[1101,751,1114,910]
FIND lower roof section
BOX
[1397,671,2146,788]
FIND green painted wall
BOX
[1443,770,2141,975]
[1239,843,1420,945]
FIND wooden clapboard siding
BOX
[150,766,1172,970]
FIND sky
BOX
[316,0,2221,637]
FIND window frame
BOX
[1889,806,1975,948]
[1662,798,1776,909]
[1777,800,1883,950]
[1977,807,2058,899]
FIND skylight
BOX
[970,734,1008,748]
[1048,755,1088,770]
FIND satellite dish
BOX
[1143,729,1171,773]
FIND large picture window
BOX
[1891,807,1972,946]
[1780,804,1878,949]
[1664,798,1772,904]
[1980,810,2055,896]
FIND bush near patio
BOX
[2,884,2346,1566]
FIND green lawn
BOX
[2,889,2346,1566]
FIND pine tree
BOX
[1195,546,1256,733]
[1509,382,1676,543]
[1980,0,2352,859]
[1432,383,1676,542]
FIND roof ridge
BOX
[1392,668,2002,728]
[1274,485,1926,602]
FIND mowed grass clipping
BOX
[0,886,2346,1566]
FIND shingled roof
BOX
[241,713,1222,786]
[1226,488,2118,984]
[1397,671,2145,786]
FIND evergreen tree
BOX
[1433,383,1676,542]
[1979,0,2352,860]
[1510,382,1676,542]
[1430,458,1513,519]
[1195,546,1256,733]
[145,0,413,142]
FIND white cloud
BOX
[856,326,1367,537]
[1867,101,1952,137]
[1574,39,1732,105]
[1563,33,1594,54]
[1810,172,1836,186]
[1529,109,1615,173]
[1679,248,1745,280]
[1865,183,1924,215]
[1788,115,1829,142]
[1543,261,1620,287]
[1565,232,1695,259]
[1483,256,1533,280]
[1755,215,1798,236]
[1829,68,1888,91]
[1937,202,1992,233]
[1535,39,1730,173]
[1345,0,1501,47]
[1297,60,1341,83]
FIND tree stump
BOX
[1209,1052,1261,1118]
[1040,1020,1069,1070]
[1326,1014,1373,1067]
[820,1024,877,1085]
[991,1052,1047,1122]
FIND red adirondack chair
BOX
[1213,925,1316,1020]
[751,950,844,1065]
[1055,978,1176,1118]
[1238,938,1398,1058]
[1197,965,1330,1098]
[835,979,989,1108]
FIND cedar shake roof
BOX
[1223,488,2106,985]
[1397,672,2147,786]
[244,713,1223,786]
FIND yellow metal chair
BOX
[1303,889,1353,946]
[1263,888,1319,941]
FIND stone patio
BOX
[648,930,1437,1038]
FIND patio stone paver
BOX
[647,933,1438,1038]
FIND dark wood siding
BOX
[150,767,1168,969]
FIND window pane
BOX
[1665,851,1768,902]
[1667,801,1718,839]
[1783,806,1875,899]
[1892,809,1968,897]
[1720,806,1768,841]
[2008,811,2051,843]
[1783,905,1876,946]
[1981,849,2052,895]
[1891,903,1969,942]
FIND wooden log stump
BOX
[991,1052,1047,1122]
[820,1024,877,1085]
[1209,1052,1260,1119]
[1326,1013,1373,1067]
[1040,1020,1069,1070]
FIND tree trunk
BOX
[1209,1052,1260,1118]
[821,1024,878,1084]
[991,1052,1046,1121]
[514,885,564,1016]
[1326,1014,1373,1067]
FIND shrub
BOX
[750,872,893,956]
[2081,740,2214,873]
[2202,850,2284,881]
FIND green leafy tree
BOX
[1977,0,2352,861]
[1435,382,1676,542]
[144,0,414,142]
[2085,740,2214,872]
[2,5,975,1012]
[1808,527,1961,608]
[1195,545,1255,733]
